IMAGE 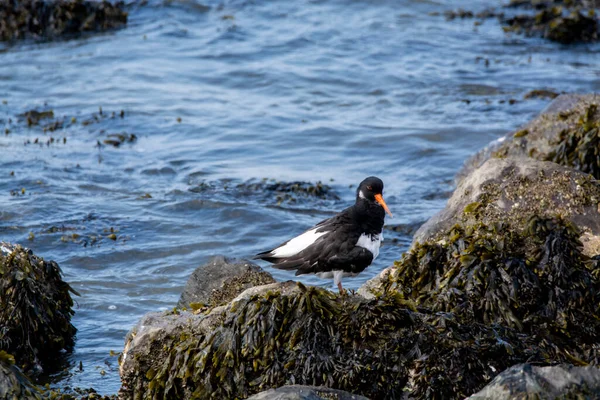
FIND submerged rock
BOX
[0,242,78,373]
[0,351,41,400]
[177,256,276,310]
[246,385,369,400]
[504,7,599,44]
[189,178,340,204]
[469,364,600,399]
[0,0,128,42]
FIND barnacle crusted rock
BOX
[0,242,78,373]
[246,385,370,400]
[177,256,275,310]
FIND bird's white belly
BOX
[356,232,382,260]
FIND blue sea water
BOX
[1,0,599,394]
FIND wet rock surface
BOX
[0,0,128,42]
[246,385,369,400]
[468,364,600,399]
[0,242,78,373]
[177,256,276,310]
[0,351,41,400]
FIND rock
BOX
[189,178,340,205]
[246,385,369,400]
[177,256,276,310]
[462,94,600,180]
[523,89,559,100]
[502,4,599,43]
[360,155,600,373]
[468,364,600,399]
[0,351,41,400]
[120,280,565,399]
[413,157,600,245]
[0,0,128,42]
[0,242,78,373]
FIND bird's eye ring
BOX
[366,186,372,190]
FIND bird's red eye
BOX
[366,186,372,191]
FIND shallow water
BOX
[1,0,599,394]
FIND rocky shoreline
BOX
[2,93,600,397]
[119,94,600,398]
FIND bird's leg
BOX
[334,271,346,295]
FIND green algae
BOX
[0,244,78,372]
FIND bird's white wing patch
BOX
[356,232,383,260]
[270,228,328,258]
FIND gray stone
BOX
[459,93,600,182]
[177,256,275,309]
[468,364,600,399]
[413,157,600,245]
[0,355,41,400]
[246,385,369,400]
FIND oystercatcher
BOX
[254,176,392,292]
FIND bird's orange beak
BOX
[374,194,393,218]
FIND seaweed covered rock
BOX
[504,7,599,44]
[0,0,128,42]
[246,385,368,400]
[0,351,41,400]
[469,364,600,399]
[464,94,600,180]
[0,242,78,372]
[177,256,275,310]
[189,178,340,205]
[414,157,600,245]
[361,156,600,372]
[120,281,559,399]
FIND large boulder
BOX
[119,280,567,399]
[177,256,276,310]
[0,351,41,400]
[0,243,78,373]
[462,94,600,181]
[413,157,600,245]
[468,364,600,399]
[360,156,600,376]
[361,156,600,299]
[246,385,369,400]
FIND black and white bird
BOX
[254,176,392,292]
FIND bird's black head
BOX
[356,176,392,217]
